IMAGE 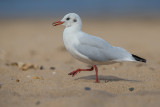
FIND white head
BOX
[52,13,82,30]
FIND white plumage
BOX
[62,13,135,65]
[52,13,146,83]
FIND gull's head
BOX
[52,13,82,29]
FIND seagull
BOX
[52,13,146,83]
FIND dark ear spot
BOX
[66,17,70,21]
[73,19,77,22]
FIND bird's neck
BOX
[64,24,82,34]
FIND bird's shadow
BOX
[75,75,140,83]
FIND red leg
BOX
[93,65,99,83]
[68,65,99,83]
[68,66,94,77]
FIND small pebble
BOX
[129,87,134,91]
[16,79,20,82]
[40,66,44,70]
[35,101,40,105]
[50,67,55,70]
[33,76,40,80]
[84,87,91,91]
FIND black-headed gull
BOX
[52,13,146,83]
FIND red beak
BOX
[52,21,64,26]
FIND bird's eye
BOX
[73,19,77,22]
[66,17,70,21]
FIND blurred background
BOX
[0,0,160,63]
[0,0,160,19]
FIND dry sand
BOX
[0,18,160,107]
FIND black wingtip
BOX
[132,54,146,63]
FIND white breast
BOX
[63,28,92,64]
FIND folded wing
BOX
[76,33,134,62]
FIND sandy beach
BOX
[0,18,160,107]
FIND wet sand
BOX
[0,18,160,107]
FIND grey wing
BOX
[76,44,111,62]
[76,33,134,62]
